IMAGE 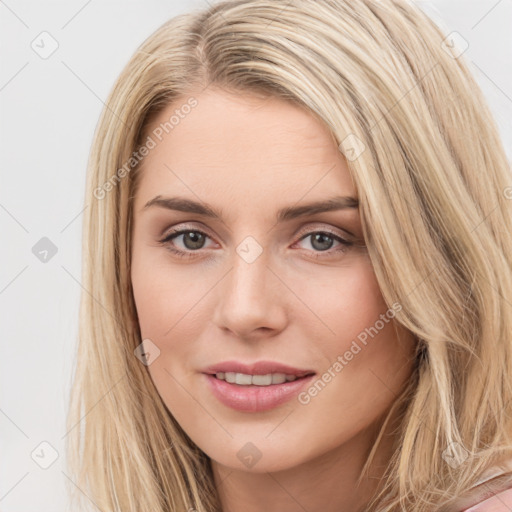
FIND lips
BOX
[204,373,316,412]
[201,360,316,378]
[201,361,316,412]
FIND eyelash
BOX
[157,226,354,261]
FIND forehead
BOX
[135,88,356,213]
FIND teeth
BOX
[216,372,299,386]
[252,374,272,385]
[235,373,253,385]
[272,373,286,384]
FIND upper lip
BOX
[202,360,316,377]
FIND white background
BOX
[1,1,511,510]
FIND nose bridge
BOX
[212,234,286,337]
[227,235,271,307]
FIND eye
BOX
[158,228,215,259]
[294,230,353,259]
[157,225,356,260]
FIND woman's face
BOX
[130,87,416,473]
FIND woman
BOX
[66,0,512,510]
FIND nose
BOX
[211,245,288,341]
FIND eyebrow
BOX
[142,195,359,222]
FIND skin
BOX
[130,87,417,512]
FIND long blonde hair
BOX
[66,0,512,510]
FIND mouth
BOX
[201,361,316,411]
[206,371,316,386]
[202,360,316,383]
[203,371,316,412]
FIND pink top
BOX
[461,487,512,511]
[458,458,512,511]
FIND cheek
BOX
[292,257,414,390]
[292,257,391,349]
[286,261,414,452]
[130,252,206,410]
[131,246,206,338]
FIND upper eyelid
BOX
[161,225,353,249]
[161,221,354,240]
[295,224,353,240]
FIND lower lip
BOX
[203,373,315,412]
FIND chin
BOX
[202,436,310,474]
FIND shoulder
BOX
[460,486,512,511]
[450,457,512,511]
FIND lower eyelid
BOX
[160,229,353,254]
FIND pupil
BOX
[184,232,205,250]
[311,233,333,251]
